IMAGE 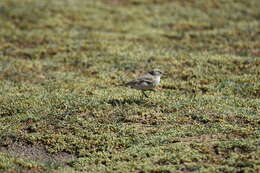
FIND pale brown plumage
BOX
[125,69,164,98]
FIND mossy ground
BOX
[0,0,259,172]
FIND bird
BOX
[125,69,165,98]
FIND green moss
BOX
[0,0,259,172]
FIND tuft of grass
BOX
[0,0,259,172]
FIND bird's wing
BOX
[126,77,154,86]
[137,77,154,85]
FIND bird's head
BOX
[148,69,165,77]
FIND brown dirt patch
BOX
[0,142,75,165]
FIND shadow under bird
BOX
[125,69,165,98]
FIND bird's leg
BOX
[142,91,149,98]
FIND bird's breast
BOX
[154,76,160,86]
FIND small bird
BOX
[125,69,165,98]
